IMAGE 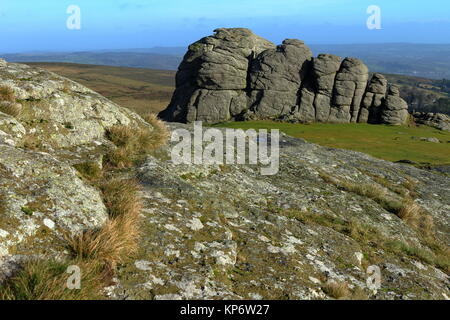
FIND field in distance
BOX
[213,121,450,166]
[27,62,175,116]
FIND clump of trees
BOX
[400,79,450,116]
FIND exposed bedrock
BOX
[159,28,410,126]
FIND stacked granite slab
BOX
[160,28,409,126]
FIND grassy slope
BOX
[213,121,450,166]
[26,62,175,116]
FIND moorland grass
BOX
[0,260,105,300]
[213,121,450,165]
[27,63,175,116]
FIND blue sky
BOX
[0,0,449,52]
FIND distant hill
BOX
[2,51,182,71]
[4,43,450,79]
[310,43,450,80]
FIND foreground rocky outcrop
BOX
[0,59,153,281]
[109,123,449,300]
[1,59,448,300]
[160,28,410,126]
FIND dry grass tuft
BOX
[105,125,136,148]
[0,86,16,102]
[397,198,435,237]
[104,118,168,168]
[0,259,105,300]
[402,177,419,198]
[103,146,133,169]
[322,281,351,300]
[143,113,170,149]
[0,101,22,117]
[65,217,140,269]
[319,172,403,214]
[99,178,142,219]
[0,194,6,215]
[66,178,142,269]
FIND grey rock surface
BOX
[0,61,150,150]
[312,54,342,123]
[110,123,450,300]
[160,28,410,126]
[329,58,369,123]
[381,86,410,125]
[359,73,388,124]
[413,112,450,132]
[159,28,274,123]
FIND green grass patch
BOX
[212,121,450,165]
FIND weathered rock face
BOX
[159,28,274,123]
[160,28,410,126]
[0,144,108,280]
[381,85,410,125]
[328,58,369,123]
[248,39,312,118]
[413,112,450,132]
[0,61,148,151]
[110,123,449,300]
[311,54,342,123]
[360,73,388,124]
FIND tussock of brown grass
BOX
[104,117,169,168]
[103,146,133,169]
[73,162,103,181]
[319,172,402,214]
[143,113,170,149]
[0,194,6,215]
[397,199,435,237]
[0,86,15,102]
[0,101,22,117]
[106,125,136,148]
[65,217,140,269]
[100,178,142,219]
[66,178,142,269]
[0,259,105,300]
[402,177,419,198]
[322,281,351,300]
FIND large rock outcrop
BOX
[160,28,410,126]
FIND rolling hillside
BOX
[27,62,176,115]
